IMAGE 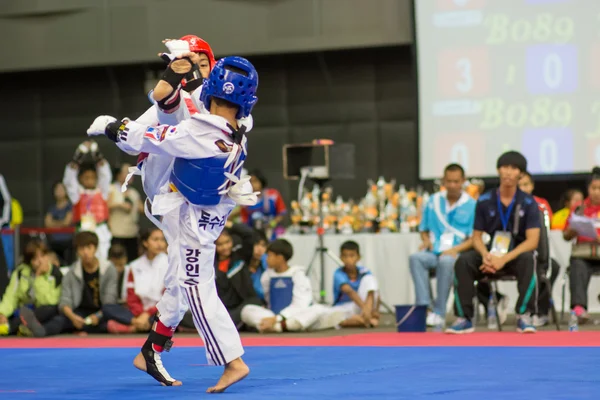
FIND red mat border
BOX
[0,332,598,349]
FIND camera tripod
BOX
[304,179,341,304]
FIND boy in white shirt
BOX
[241,239,343,332]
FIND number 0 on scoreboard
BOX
[526,44,577,94]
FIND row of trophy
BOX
[288,177,485,234]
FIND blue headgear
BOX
[200,56,258,120]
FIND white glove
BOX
[162,40,191,61]
[87,115,116,136]
[221,173,259,206]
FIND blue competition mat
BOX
[0,346,598,399]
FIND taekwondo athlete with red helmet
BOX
[86,56,259,393]
[126,36,254,226]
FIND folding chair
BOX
[475,207,559,331]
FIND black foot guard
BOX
[141,331,177,386]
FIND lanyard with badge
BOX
[438,197,458,252]
[435,198,456,252]
[490,193,515,256]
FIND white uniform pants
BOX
[331,274,379,320]
[241,303,344,331]
[155,201,243,366]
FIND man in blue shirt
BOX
[446,151,540,334]
[409,164,476,327]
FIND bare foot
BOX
[369,318,380,328]
[133,352,182,386]
[340,315,366,328]
[206,357,249,393]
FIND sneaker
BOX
[533,314,549,327]
[497,296,509,325]
[426,312,436,327]
[426,313,444,328]
[19,306,46,337]
[516,314,536,333]
[17,324,33,337]
[445,318,474,334]
[573,306,590,325]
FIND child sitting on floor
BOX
[331,241,380,327]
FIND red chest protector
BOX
[73,190,108,223]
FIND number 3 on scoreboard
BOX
[455,58,473,93]
[438,48,489,97]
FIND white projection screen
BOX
[415,0,599,179]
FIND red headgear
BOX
[179,35,216,69]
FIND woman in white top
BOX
[125,228,168,332]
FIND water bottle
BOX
[487,295,498,329]
[568,310,579,332]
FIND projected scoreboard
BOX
[416,0,600,178]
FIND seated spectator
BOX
[241,239,344,332]
[214,222,263,330]
[552,189,583,230]
[125,228,168,332]
[44,182,73,265]
[247,231,268,302]
[563,168,600,324]
[0,239,64,337]
[331,241,380,328]
[409,163,476,327]
[518,171,553,219]
[446,151,540,334]
[63,140,112,260]
[109,163,142,261]
[240,169,287,240]
[60,231,132,334]
[108,243,129,303]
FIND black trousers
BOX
[228,298,263,331]
[454,250,538,320]
[569,258,600,310]
[476,257,559,316]
[62,304,134,333]
[7,305,65,336]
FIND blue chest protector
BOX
[170,150,247,206]
[269,277,294,315]
[333,266,370,305]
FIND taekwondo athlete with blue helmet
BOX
[123,39,255,227]
[87,56,259,393]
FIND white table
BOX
[283,231,600,314]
